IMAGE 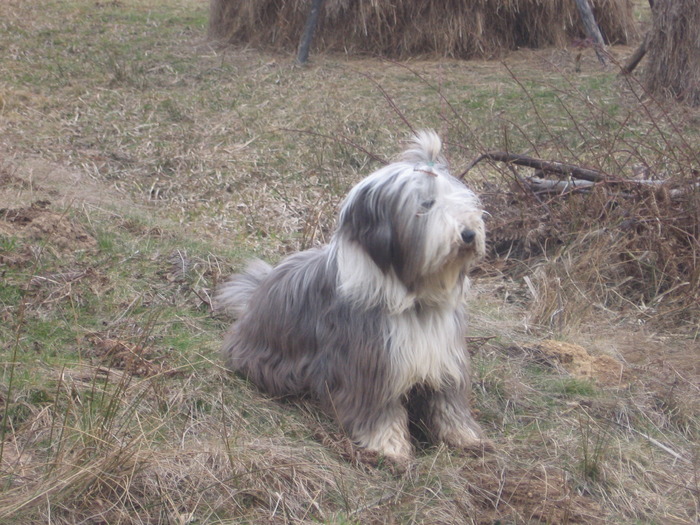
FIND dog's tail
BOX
[400,129,445,166]
[215,259,272,318]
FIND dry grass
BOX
[1,0,699,523]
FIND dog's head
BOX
[336,130,485,297]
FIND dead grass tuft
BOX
[85,333,177,377]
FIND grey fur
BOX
[217,130,491,462]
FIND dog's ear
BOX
[340,184,396,274]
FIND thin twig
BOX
[357,71,416,136]
[624,425,691,464]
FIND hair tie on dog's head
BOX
[414,162,438,177]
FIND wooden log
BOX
[524,177,699,199]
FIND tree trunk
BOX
[644,0,700,106]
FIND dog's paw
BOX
[458,439,495,457]
[313,427,412,473]
[440,430,495,457]
[361,448,413,475]
[441,436,495,458]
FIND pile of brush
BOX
[471,151,699,331]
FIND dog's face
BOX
[337,161,485,293]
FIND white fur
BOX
[386,306,468,396]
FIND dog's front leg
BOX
[338,397,413,464]
[425,385,494,456]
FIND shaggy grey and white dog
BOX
[217,130,491,463]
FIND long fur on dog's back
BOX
[215,259,272,319]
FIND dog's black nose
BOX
[461,229,476,245]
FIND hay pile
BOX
[209,0,637,59]
[644,0,700,106]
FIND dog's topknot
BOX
[400,129,445,166]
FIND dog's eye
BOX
[420,199,435,210]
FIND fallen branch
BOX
[623,422,691,464]
[525,175,694,195]
[460,151,608,182]
[462,151,697,199]
[524,175,595,194]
